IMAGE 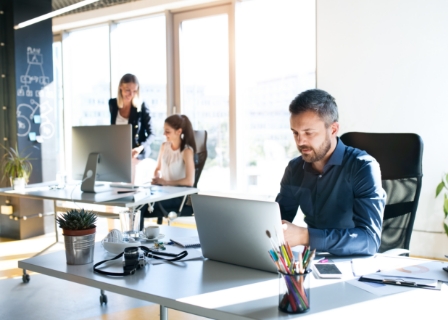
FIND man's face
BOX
[290,110,337,163]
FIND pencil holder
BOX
[278,270,311,314]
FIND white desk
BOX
[0,182,198,208]
[1,183,198,282]
[18,226,448,320]
[0,182,198,227]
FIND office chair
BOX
[340,132,423,254]
[144,130,208,225]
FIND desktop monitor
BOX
[72,125,132,193]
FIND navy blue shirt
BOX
[276,138,386,256]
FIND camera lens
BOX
[124,246,139,261]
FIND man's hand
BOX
[282,220,309,247]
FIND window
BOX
[111,15,167,160]
[175,12,230,191]
[55,0,316,196]
[63,25,110,127]
[236,0,316,198]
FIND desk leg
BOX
[53,200,59,243]
[160,305,168,320]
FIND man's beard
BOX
[298,134,331,163]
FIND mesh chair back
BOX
[193,130,208,188]
[340,132,423,253]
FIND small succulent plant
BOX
[56,209,97,230]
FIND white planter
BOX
[12,177,26,191]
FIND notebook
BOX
[170,236,201,248]
[191,194,283,273]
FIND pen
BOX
[304,249,316,269]
[382,279,416,286]
[297,252,304,274]
[302,248,310,266]
[281,245,291,267]
[285,242,294,261]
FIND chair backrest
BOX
[193,130,208,188]
[339,132,423,253]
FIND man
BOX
[276,89,386,255]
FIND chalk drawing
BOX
[16,99,54,140]
[17,47,51,97]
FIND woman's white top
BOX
[116,112,128,125]
[161,142,193,181]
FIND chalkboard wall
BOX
[0,0,53,239]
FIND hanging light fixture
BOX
[14,0,100,30]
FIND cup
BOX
[278,270,311,314]
[56,172,67,188]
[119,209,141,238]
[144,225,160,239]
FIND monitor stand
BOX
[81,153,110,193]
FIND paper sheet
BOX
[377,259,448,282]
[347,278,413,296]
[150,245,204,265]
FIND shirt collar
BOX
[302,137,346,173]
[326,137,345,167]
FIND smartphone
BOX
[312,263,343,279]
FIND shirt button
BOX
[135,134,138,138]
[135,125,138,128]
[318,175,322,178]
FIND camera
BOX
[123,246,146,274]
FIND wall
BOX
[317,0,448,258]
[0,0,53,239]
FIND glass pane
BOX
[236,0,316,198]
[51,41,65,173]
[179,14,230,191]
[40,42,65,182]
[111,15,167,160]
[63,25,110,126]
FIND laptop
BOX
[190,194,284,273]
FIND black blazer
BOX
[109,98,153,160]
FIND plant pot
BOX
[11,177,26,191]
[63,227,96,265]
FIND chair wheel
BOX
[100,294,108,305]
[22,274,30,283]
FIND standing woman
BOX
[142,114,197,226]
[109,74,153,182]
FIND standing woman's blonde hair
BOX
[117,73,141,110]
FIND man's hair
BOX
[289,89,338,127]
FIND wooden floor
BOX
[0,215,209,320]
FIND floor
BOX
[0,214,208,320]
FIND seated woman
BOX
[140,114,197,227]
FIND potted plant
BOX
[0,143,34,190]
[56,209,97,265]
[435,175,448,237]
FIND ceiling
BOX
[52,0,141,16]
